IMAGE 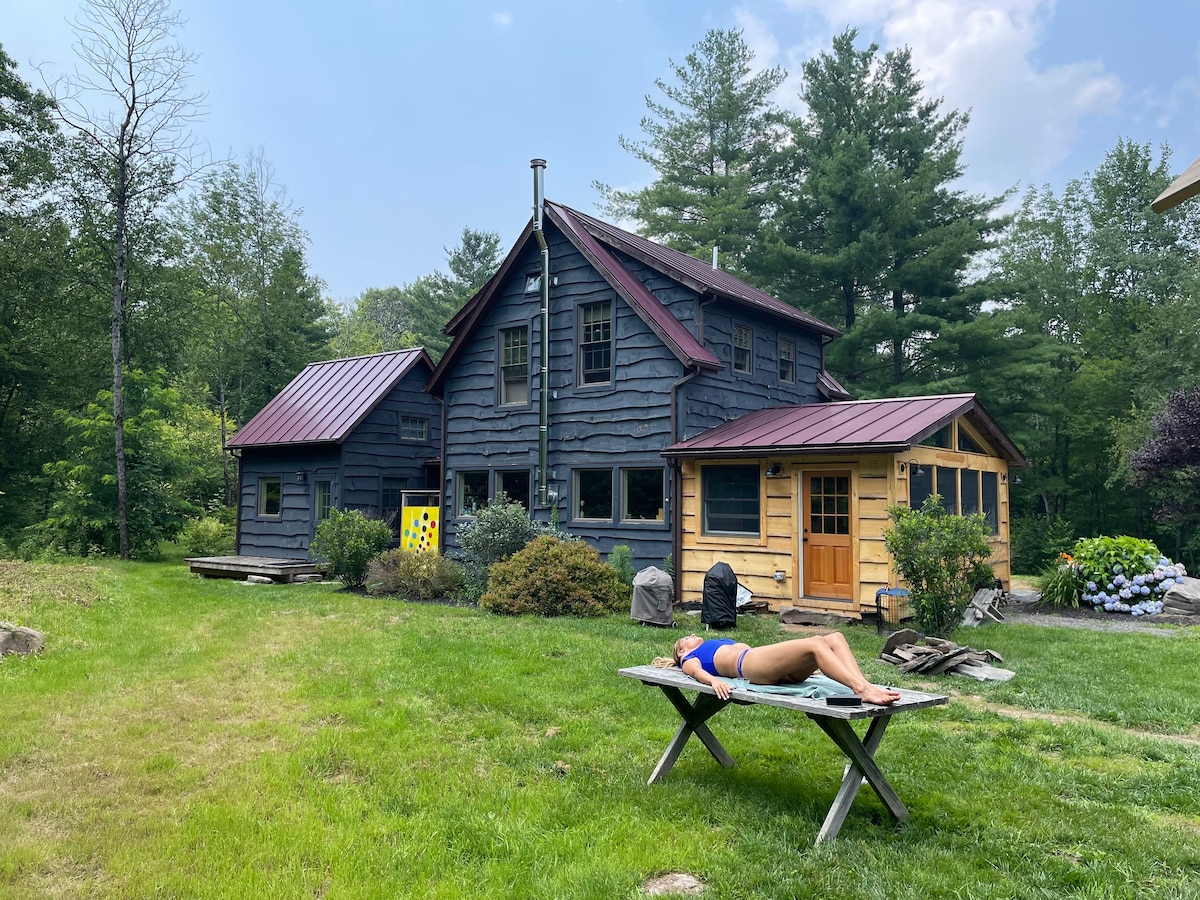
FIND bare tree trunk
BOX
[113,164,130,558]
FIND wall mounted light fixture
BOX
[296,472,307,483]
[899,459,925,476]
[765,463,784,477]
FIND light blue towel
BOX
[713,673,855,699]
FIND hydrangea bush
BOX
[1069,536,1187,616]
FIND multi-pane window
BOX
[702,465,760,536]
[621,468,664,522]
[733,325,752,374]
[910,465,1000,536]
[574,469,613,520]
[497,469,531,511]
[809,475,850,535]
[500,326,529,405]
[258,477,281,517]
[579,302,612,385]
[458,471,489,516]
[778,339,795,383]
[400,416,428,441]
[315,480,332,522]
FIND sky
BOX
[6,0,1200,305]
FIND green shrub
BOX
[661,554,673,577]
[176,515,235,557]
[1038,557,1084,607]
[366,549,463,601]
[456,498,572,600]
[1010,515,1075,574]
[608,545,635,589]
[481,536,627,617]
[884,495,993,637]
[309,508,393,588]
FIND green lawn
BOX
[2,559,1199,899]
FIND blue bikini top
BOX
[682,638,735,676]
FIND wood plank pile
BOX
[878,629,1015,682]
[960,588,1005,627]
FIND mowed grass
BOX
[2,560,1200,899]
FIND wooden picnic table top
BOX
[618,664,948,719]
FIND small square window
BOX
[400,417,428,441]
[778,339,795,383]
[458,471,489,517]
[574,468,613,520]
[621,469,664,522]
[733,325,752,374]
[258,477,281,517]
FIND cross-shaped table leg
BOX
[810,713,907,843]
[647,684,734,784]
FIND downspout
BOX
[532,158,551,507]
[669,367,703,607]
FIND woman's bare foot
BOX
[860,684,902,705]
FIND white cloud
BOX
[492,11,512,28]
[772,0,1124,194]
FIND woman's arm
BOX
[680,658,733,700]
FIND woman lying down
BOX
[668,633,901,705]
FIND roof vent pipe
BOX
[712,246,718,270]
[531,159,551,507]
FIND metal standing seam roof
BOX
[227,348,433,448]
[663,393,1027,465]
[560,204,842,339]
[428,198,841,393]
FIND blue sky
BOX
[7,0,1200,304]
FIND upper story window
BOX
[733,325,752,374]
[400,416,428,441]
[579,301,612,385]
[524,273,541,293]
[778,339,795,383]
[500,326,529,406]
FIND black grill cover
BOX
[701,562,737,629]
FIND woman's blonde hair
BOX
[651,656,678,669]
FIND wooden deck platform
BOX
[186,555,326,583]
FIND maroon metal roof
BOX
[227,348,433,448]
[546,203,720,371]
[559,204,841,339]
[663,394,1027,465]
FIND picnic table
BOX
[619,664,948,843]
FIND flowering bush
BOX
[1069,536,1187,616]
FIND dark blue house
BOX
[427,161,847,571]
[227,348,441,559]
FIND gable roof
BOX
[227,348,434,449]
[428,200,839,392]
[662,393,1026,466]
[1152,153,1200,213]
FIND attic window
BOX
[400,417,428,441]
[920,424,951,449]
[957,426,986,454]
[525,273,541,293]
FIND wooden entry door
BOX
[803,472,853,600]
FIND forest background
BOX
[1,2,1197,571]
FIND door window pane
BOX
[810,475,850,535]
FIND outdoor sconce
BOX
[899,459,924,476]
[774,570,786,582]
[1003,472,1022,485]
[765,463,784,477]
[296,472,307,483]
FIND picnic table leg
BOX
[647,686,733,784]
[811,714,907,843]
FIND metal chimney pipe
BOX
[531,159,551,508]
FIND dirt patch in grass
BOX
[0,561,111,609]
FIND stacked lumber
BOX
[878,629,1015,682]
[961,588,1005,627]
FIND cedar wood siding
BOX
[236,365,440,559]
[440,223,827,571]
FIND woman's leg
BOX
[740,634,900,705]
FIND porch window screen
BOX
[909,465,933,509]
[981,471,999,535]
[702,465,760,536]
[960,469,980,515]
[936,466,958,515]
